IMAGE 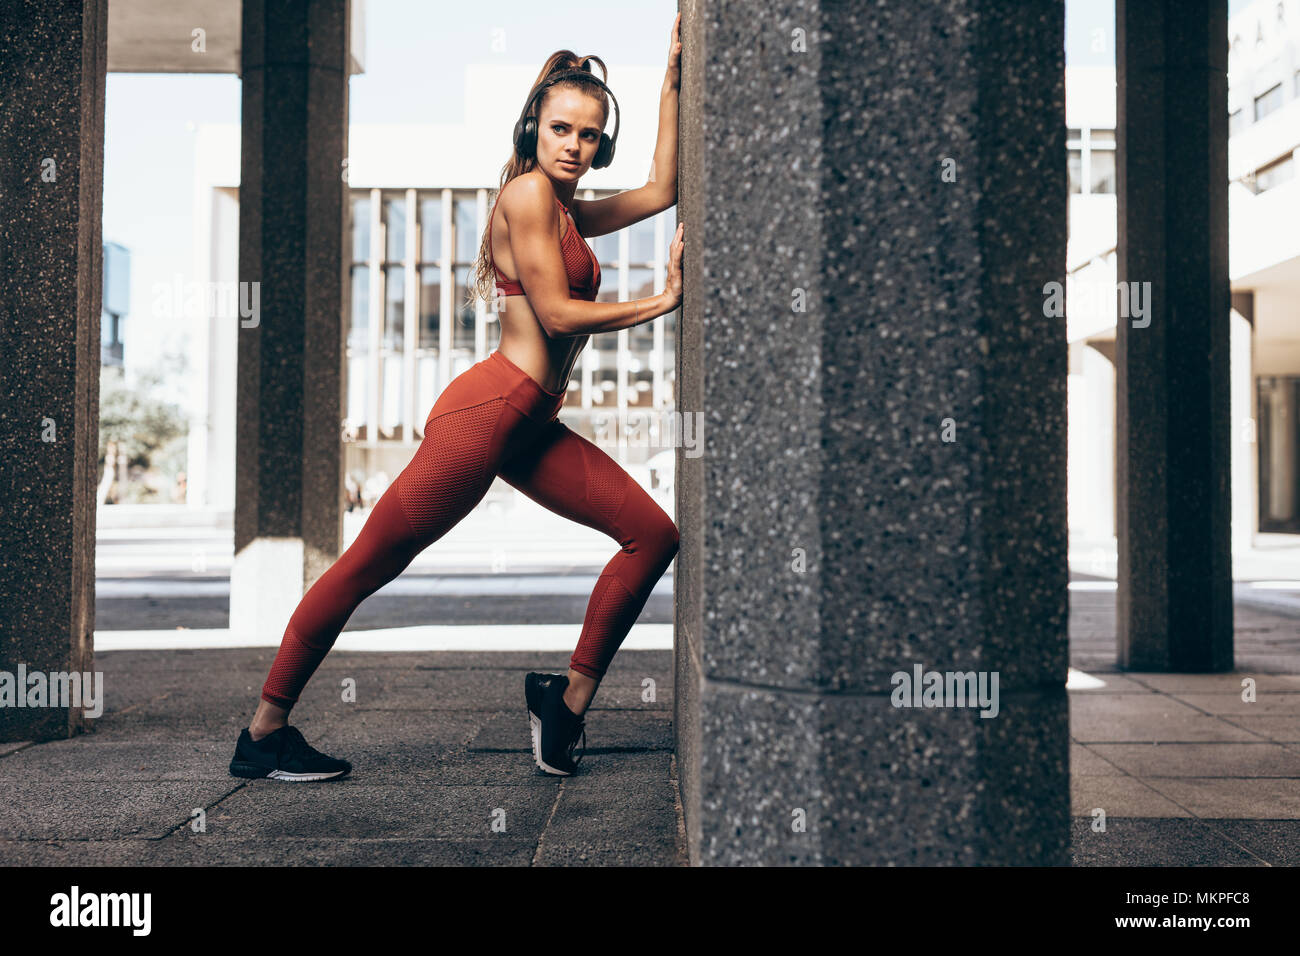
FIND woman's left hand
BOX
[666,12,681,88]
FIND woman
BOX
[230,15,685,780]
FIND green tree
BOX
[98,351,189,503]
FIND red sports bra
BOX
[489,193,601,302]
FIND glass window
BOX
[347,353,369,439]
[380,351,404,439]
[454,196,478,262]
[1089,150,1115,194]
[384,196,406,261]
[384,266,405,349]
[629,216,656,263]
[1254,83,1283,122]
[1257,376,1300,533]
[1257,155,1296,192]
[419,265,441,350]
[419,195,442,261]
[592,230,619,265]
[1068,149,1083,194]
[351,195,370,261]
[1089,128,1114,145]
[452,265,476,351]
[652,304,676,408]
[1067,127,1082,144]
[1229,109,1244,137]
[348,265,369,348]
[628,266,656,303]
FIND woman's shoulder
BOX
[499,172,560,216]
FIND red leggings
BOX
[260,349,680,710]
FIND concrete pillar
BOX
[1115,0,1232,671]
[674,0,1069,864]
[0,0,107,742]
[232,0,350,640]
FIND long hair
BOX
[468,50,610,308]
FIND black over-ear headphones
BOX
[512,59,621,169]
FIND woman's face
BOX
[536,88,607,180]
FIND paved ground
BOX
[1,510,1296,865]
[0,649,685,866]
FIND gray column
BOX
[674,0,1069,864]
[231,0,350,640]
[1116,0,1232,671]
[0,0,107,742]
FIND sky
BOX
[104,0,1257,390]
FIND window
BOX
[1229,108,1244,137]
[377,194,407,439]
[1254,83,1283,122]
[414,193,443,437]
[417,194,442,352]
[451,194,478,358]
[1256,154,1296,192]
[1089,150,1115,194]
[345,193,371,440]
[1258,376,1300,533]
[1068,149,1083,194]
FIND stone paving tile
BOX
[1212,715,1300,742]
[1070,743,1125,776]
[1171,693,1300,716]
[0,780,241,840]
[1127,674,1300,694]
[1088,741,1300,777]
[1071,776,1193,818]
[205,783,557,841]
[1070,695,1261,743]
[1141,778,1300,819]
[0,738,239,781]
[534,784,682,866]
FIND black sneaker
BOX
[525,672,586,776]
[229,725,351,782]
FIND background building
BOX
[101,240,130,368]
[1066,0,1300,553]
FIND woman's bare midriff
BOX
[491,196,590,395]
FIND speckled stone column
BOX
[1115,0,1232,671]
[0,0,107,742]
[674,0,1069,864]
[231,0,350,641]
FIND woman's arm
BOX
[572,13,681,238]
[506,177,683,337]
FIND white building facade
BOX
[1067,0,1300,556]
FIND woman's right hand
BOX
[664,222,684,307]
